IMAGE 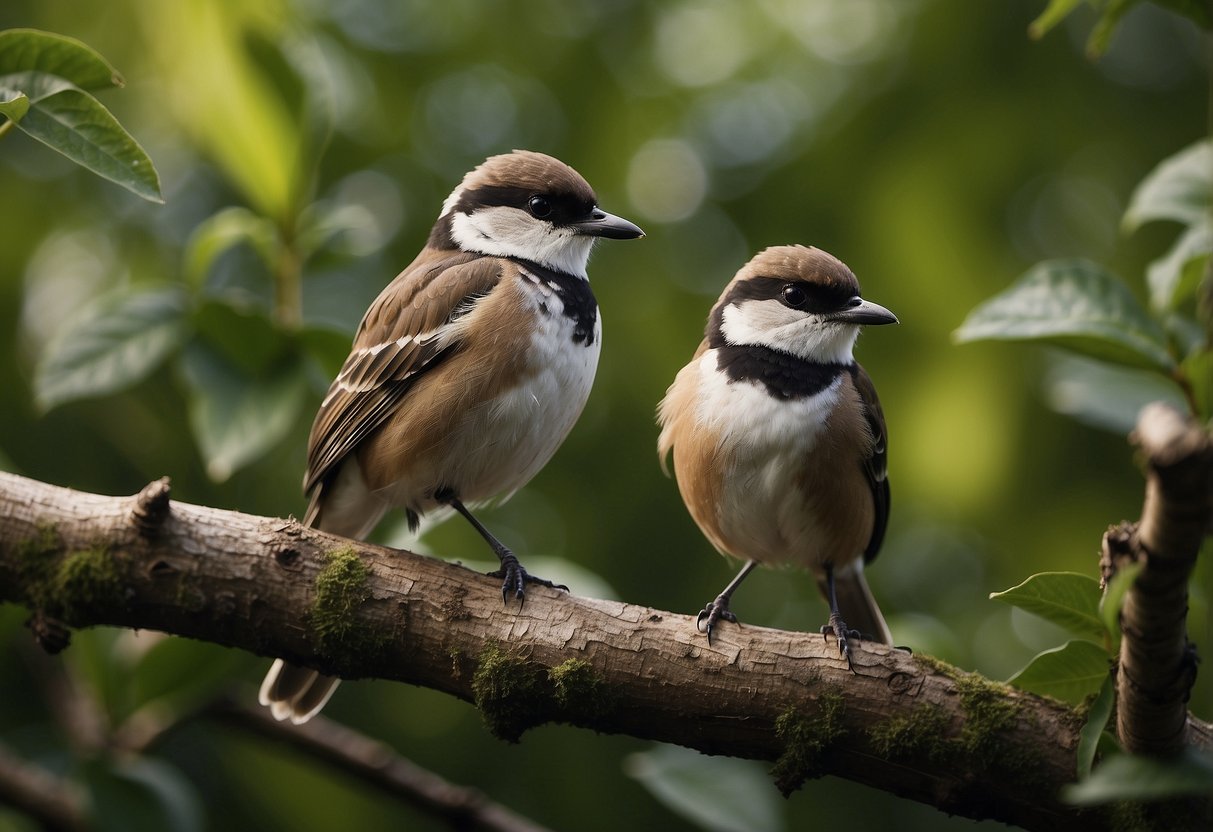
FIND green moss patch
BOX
[771,691,848,796]
[14,523,62,608]
[954,674,1019,755]
[54,546,120,624]
[549,658,614,719]
[472,642,546,742]
[867,704,953,763]
[309,546,387,668]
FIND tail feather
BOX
[818,565,892,645]
[259,659,341,725]
[261,458,387,723]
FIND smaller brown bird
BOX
[658,245,897,663]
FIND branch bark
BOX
[1,471,1210,831]
[1110,404,1213,756]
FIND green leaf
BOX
[1063,748,1213,805]
[1006,639,1110,704]
[12,86,162,202]
[1146,219,1212,312]
[1077,676,1115,779]
[183,207,279,290]
[1044,353,1188,435]
[1100,561,1144,644]
[955,259,1174,372]
[0,28,123,90]
[1124,139,1213,233]
[82,757,204,832]
[0,88,29,123]
[131,638,250,714]
[35,287,189,411]
[624,745,784,832]
[990,572,1105,639]
[192,301,291,375]
[179,341,310,482]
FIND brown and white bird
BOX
[260,150,643,722]
[657,245,896,664]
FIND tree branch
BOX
[206,699,553,832]
[1,471,1210,831]
[1111,403,1213,756]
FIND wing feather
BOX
[852,364,890,562]
[304,253,504,495]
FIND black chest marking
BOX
[715,345,851,400]
[517,259,598,346]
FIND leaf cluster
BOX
[0,28,161,201]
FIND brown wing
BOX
[853,363,890,563]
[303,252,504,496]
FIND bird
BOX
[260,150,643,723]
[657,244,896,665]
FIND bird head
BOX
[431,150,643,277]
[707,245,897,363]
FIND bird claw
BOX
[488,554,567,607]
[820,612,862,672]
[696,595,739,645]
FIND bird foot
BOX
[696,595,739,645]
[487,553,567,606]
[820,612,862,672]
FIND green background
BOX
[0,1,1208,830]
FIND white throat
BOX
[721,300,858,364]
[446,204,596,278]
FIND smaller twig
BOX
[1116,403,1213,755]
[208,698,554,832]
[0,741,88,832]
[131,477,171,537]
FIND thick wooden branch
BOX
[1111,404,1213,756]
[1,471,1210,831]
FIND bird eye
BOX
[782,284,807,308]
[528,195,552,218]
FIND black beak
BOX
[831,297,898,326]
[570,208,645,240]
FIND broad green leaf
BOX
[1183,349,1213,421]
[1124,139,1213,233]
[625,745,784,832]
[1006,640,1110,704]
[1063,748,1213,805]
[131,638,250,714]
[990,572,1104,639]
[35,287,188,411]
[179,341,310,482]
[12,86,162,202]
[191,300,290,376]
[183,207,279,290]
[1077,676,1115,779]
[1027,0,1083,40]
[1146,219,1211,312]
[1099,561,1143,646]
[0,88,29,123]
[83,757,204,832]
[1044,353,1187,435]
[955,260,1174,372]
[0,29,122,90]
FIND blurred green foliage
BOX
[0,1,1209,830]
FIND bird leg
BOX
[443,495,567,604]
[697,560,758,645]
[819,562,861,672]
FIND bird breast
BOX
[365,269,601,514]
[666,350,875,573]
